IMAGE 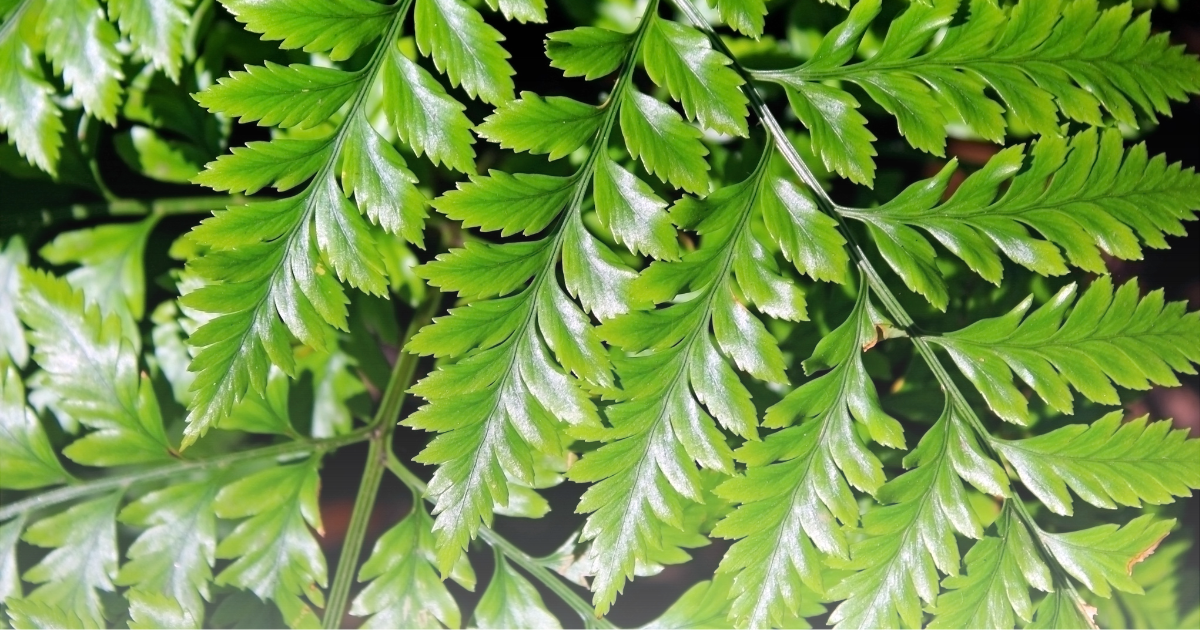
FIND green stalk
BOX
[321,289,441,629]
[0,430,368,522]
[383,451,617,629]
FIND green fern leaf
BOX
[476,92,604,161]
[1029,588,1098,629]
[1039,515,1173,600]
[641,15,748,137]
[544,26,630,80]
[350,502,474,629]
[115,477,221,628]
[930,505,1052,629]
[213,459,327,629]
[193,138,333,195]
[39,216,158,323]
[473,555,560,629]
[843,130,1200,302]
[756,0,1200,185]
[484,0,545,24]
[710,290,898,628]
[0,237,29,367]
[11,494,122,628]
[593,155,679,260]
[107,0,193,80]
[381,46,476,173]
[620,90,710,194]
[826,405,1008,629]
[995,412,1200,516]
[40,0,124,123]
[195,62,362,129]
[930,277,1200,424]
[17,270,173,465]
[0,27,65,175]
[0,366,71,490]
[414,0,514,104]
[220,0,395,61]
[715,0,766,38]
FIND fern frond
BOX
[17,269,174,465]
[930,505,1052,629]
[38,217,159,325]
[116,476,221,628]
[7,493,122,628]
[350,500,475,629]
[710,288,901,628]
[755,0,1200,185]
[108,0,194,80]
[930,277,1200,424]
[826,404,1009,629]
[844,130,1200,309]
[0,366,71,491]
[472,555,561,628]
[406,0,751,582]
[995,412,1200,515]
[185,0,511,443]
[575,143,830,613]
[212,458,327,628]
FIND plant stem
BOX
[383,451,616,629]
[0,430,368,522]
[322,289,441,629]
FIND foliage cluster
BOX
[1,0,1199,628]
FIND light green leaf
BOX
[117,477,221,628]
[194,138,333,195]
[382,45,476,173]
[194,62,362,129]
[757,175,847,284]
[219,0,394,61]
[545,26,631,80]
[783,84,876,187]
[350,503,472,629]
[473,555,560,629]
[40,0,123,123]
[1038,515,1174,599]
[0,366,70,490]
[39,216,157,321]
[341,110,429,246]
[0,515,24,602]
[642,16,747,137]
[434,171,575,237]
[419,239,553,301]
[107,0,193,80]
[414,0,514,104]
[931,505,1053,629]
[114,125,204,184]
[0,37,64,175]
[997,412,1200,516]
[477,92,603,161]
[593,155,678,261]
[214,459,327,629]
[484,0,545,23]
[18,269,173,465]
[620,90,709,194]
[18,494,123,629]
[932,278,1200,425]
[715,0,766,38]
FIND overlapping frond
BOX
[17,270,173,465]
[995,412,1200,515]
[405,0,752,581]
[710,289,901,628]
[574,142,848,614]
[826,405,1008,629]
[755,0,1200,185]
[184,0,514,444]
[350,501,475,629]
[931,277,1200,423]
[843,130,1200,308]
